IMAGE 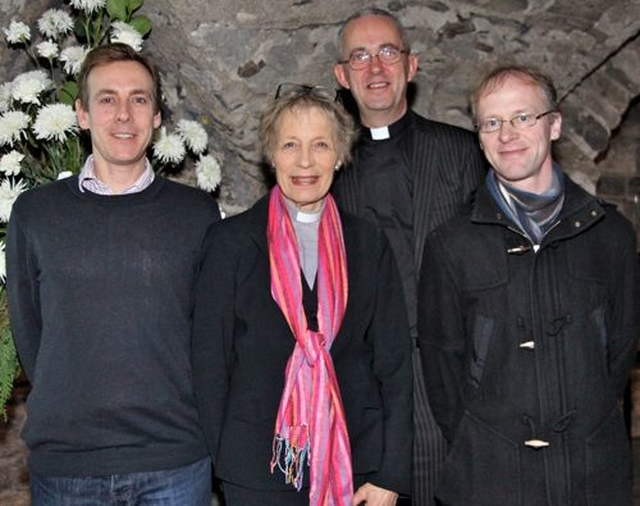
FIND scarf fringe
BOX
[270,434,310,491]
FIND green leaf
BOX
[73,19,87,42]
[58,81,80,105]
[130,16,152,37]
[106,0,128,21]
[127,0,145,14]
[0,289,20,422]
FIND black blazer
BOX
[192,194,413,495]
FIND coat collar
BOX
[245,192,271,257]
[471,173,606,243]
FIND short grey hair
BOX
[337,7,411,59]
[260,86,357,166]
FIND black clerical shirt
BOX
[352,113,417,337]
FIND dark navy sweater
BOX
[6,175,220,476]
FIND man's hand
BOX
[352,482,398,506]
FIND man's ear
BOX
[407,53,418,83]
[333,63,350,90]
[550,112,562,141]
[75,99,90,130]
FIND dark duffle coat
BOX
[418,176,638,506]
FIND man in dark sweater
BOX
[6,44,220,505]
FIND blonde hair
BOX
[470,65,558,122]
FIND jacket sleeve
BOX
[608,217,639,397]
[6,198,41,381]
[417,229,467,443]
[191,221,236,465]
[366,234,414,495]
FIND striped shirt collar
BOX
[78,155,155,195]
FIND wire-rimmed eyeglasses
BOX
[338,45,409,71]
[475,110,557,133]
[274,82,339,101]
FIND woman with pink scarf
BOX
[192,84,413,506]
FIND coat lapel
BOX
[247,193,271,259]
[409,118,436,271]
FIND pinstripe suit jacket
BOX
[332,110,486,275]
[332,110,485,504]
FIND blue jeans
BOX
[30,456,212,506]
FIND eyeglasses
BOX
[275,82,338,101]
[338,45,409,71]
[475,110,556,133]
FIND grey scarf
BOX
[487,164,565,244]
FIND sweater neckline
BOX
[66,174,166,204]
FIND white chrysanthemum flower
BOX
[153,127,186,164]
[0,110,31,147]
[36,40,59,60]
[11,70,53,105]
[177,119,208,155]
[32,103,78,143]
[3,20,30,44]
[0,178,28,222]
[0,150,25,176]
[0,83,12,114]
[0,241,5,282]
[195,154,222,192]
[68,0,106,14]
[60,45,89,76]
[37,9,73,40]
[110,21,143,52]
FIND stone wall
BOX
[140,0,640,227]
[0,1,639,501]
[2,0,638,226]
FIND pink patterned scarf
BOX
[267,186,353,505]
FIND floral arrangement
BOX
[0,0,222,420]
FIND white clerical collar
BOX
[296,209,322,223]
[282,195,324,223]
[369,126,390,140]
